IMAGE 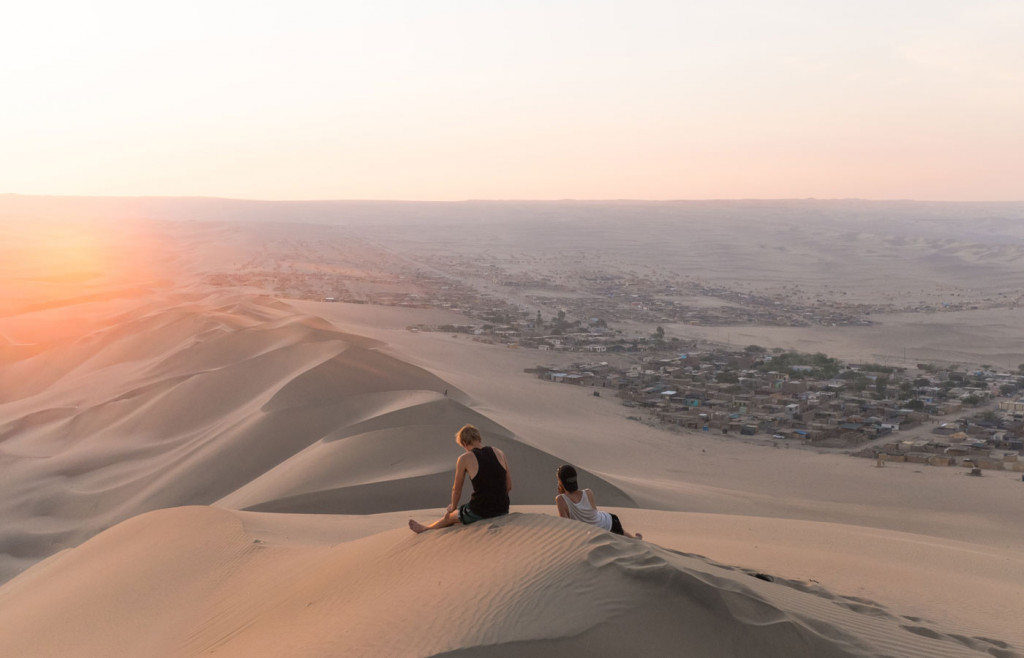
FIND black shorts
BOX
[458,502,484,525]
[609,513,624,535]
[459,503,507,525]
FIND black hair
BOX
[557,464,579,492]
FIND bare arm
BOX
[448,454,469,512]
[555,494,570,518]
[585,489,598,510]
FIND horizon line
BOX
[4,193,1024,205]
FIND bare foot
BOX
[634,533,643,540]
[409,519,428,534]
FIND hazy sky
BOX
[3,1,1022,201]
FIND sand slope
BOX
[0,506,1013,658]
[0,292,624,582]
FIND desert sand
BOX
[2,506,1020,657]
[1,206,1023,657]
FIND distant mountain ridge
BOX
[3,193,1023,227]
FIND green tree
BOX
[717,371,739,383]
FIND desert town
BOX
[203,236,1024,475]
[527,349,1024,471]
[401,316,1024,474]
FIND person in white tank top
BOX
[555,465,641,539]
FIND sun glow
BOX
[0,219,166,344]
[11,223,109,282]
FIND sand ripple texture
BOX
[0,507,1016,658]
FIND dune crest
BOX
[0,506,1013,658]
[0,292,624,582]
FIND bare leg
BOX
[409,509,460,533]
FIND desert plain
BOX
[0,198,1023,657]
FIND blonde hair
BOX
[456,424,482,446]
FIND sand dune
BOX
[0,291,622,583]
[0,506,1013,658]
[218,394,632,515]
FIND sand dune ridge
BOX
[0,506,1011,658]
[0,292,623,582]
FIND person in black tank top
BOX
[409,424,512,533]
[468,446,511,518]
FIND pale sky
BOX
[3,1,1022,201]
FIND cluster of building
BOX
[862,396,1024,473]
[530,347,1024,471]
